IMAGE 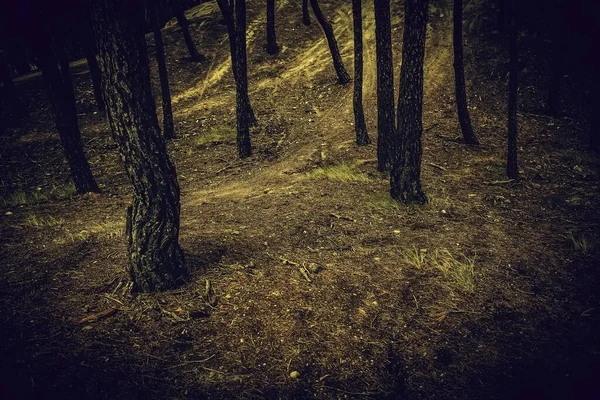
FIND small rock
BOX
[290,371,300,379]
[5,211,13,216]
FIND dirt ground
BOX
[1,0,599,399]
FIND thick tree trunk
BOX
[506,0,518,179]
[266,0,280,55]
[152,10,175,140]
[234,0,252,158]
[374,0,394,171]
[352,0,369,145]
[309,0,351,84]
[91,0,185,292]
[0,49,25,118]
[390,0,429,205]
[453,0,479,145]
[216,0,257,127]
[39,38,99,194]
[176,9,205,62]
[302,0,311,26]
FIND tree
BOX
[302,0,311,26]
[453,0,479,145]
[216,0,257,128]
[151,7,175,140]
[36,35,100,194]
[506,0,518,179]
[91,0,185,292]
[352,0,369,145]
[390,0,429,204]
[0,48,25,118]
[374,0,394,171]
[309,0,351,84]
[78,14,105,111]
[233,0,252,157]
[175,4,205,62]
[266,0,280,55]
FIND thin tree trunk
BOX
[302,0,311,26]
[352,0,369,145]
[91,0,185,292]
[506,0,518,179]
[82,39,105,111]
[266,0,280,54]
[39,38,99,194]
[374,0,394,171]
[0,49,25,118]
[176,9,205,62]
[453,0,479,145]
[234,0,252,157]
[390,0,429,205]
[152,9,175,140]
[309,0,351,84]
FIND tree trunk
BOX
[216,0,257,127]
[506,0,518,179]
[546,37,562,117]
[266,0,280,55]
[302,0,311,26]
[91,0,185,292]
[38,38,99,194]
[390,0,429,205]
[152,9,175,140]
[0,49,25,118]
[309,0,351,84]
[352,0,369,145]
[374,0,394,171]
[234,0,252,158]
[176,9,205,62]
[453,0,479,145]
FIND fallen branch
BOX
[427,163,448,171]
[299,267,311,283]
[484,179,515,185]
[77,307,117,324]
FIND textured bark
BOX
[309,0,351,84]
[80,20,105,111]
[302,0,311,26]
[38,38,99,194]
[152,9,175,140]
[266,0,280,55]
[91,0,185,292]
[0,49,25,118]
[453,0,479,145]
[352,0,369,145]
[390,0,429,205]
[176,9,205,62]
[506,0,518,179]
[234,0,252,157]
[374,0,394,171]
[216,0,257,127]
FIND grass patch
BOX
[365,193,401,213]
[563,232,598,255]
[431,249,476,293]
[22,214,64,228]
[193,126,235,148]
[308,163,371,182]
[1,183,75,207]
[401,246,428,269]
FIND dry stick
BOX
[164,355,215,370]
[427,163,448,171]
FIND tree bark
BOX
[0,49,25,118]
[38,38,99,194]
[453,0,479,145]
[302,0,311,26]
[152,9,175,140]
[176,8,205,62]
[352,0,369,145]
[91,0,185,292]
[266,0,280,55]
[374,0,394,171]
[506,0,518,179]
[83,44,105,111]
[234,0,252,158]
[309,0,351,84]
[390,0,429,205]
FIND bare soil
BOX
[1,1,599,399]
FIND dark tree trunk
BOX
[352,0,369,145]
[302,0,311,26]
[38,38,99,194]
[506,0,518,179]
[592,91,600,153]
[176,9,205,62]
[266,0,280,55]
[234,0,252,157]
[152,9,175,140]
[374,0,394,171]
[91,0,185,292]
[453,0,479,145]
[546,37,562,117]
[309,0,351,84]
[390,0,429,205]
[0,49,25,118]
[83,45,105,111]
[216,0,257,127]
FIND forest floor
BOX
[1,0,600,399]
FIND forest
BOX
[0,0,599,398]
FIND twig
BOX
[484,179,515,185]
[427,163,448,171]
[77,307,117,324]
[299,267,311,282]
[164,355,215,370]
[329,212,356,222]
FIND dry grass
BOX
[307,163,371,182]
[431,249,476,293]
